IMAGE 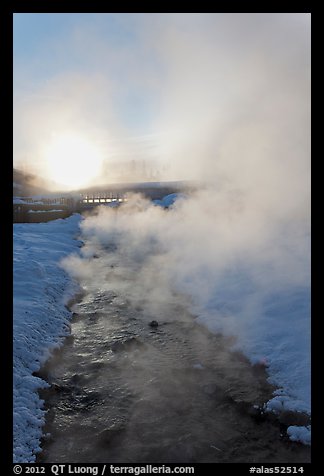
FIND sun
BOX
[44,133,103,189]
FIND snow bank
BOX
[153,193,186,208]
[13,214,82,462]
[13,198,27,204]
[27,209,64,213]
[287,425,311,446]
[197,286,311,437]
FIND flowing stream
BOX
[36,240,310,463]
[34,223,310,463]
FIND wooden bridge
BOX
[80,191,128,205]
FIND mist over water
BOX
[62,179,310,409]
[41,187,310,461]
[76,187,308,310]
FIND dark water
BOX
[36,285,310,463]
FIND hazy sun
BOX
[44,134,103,189]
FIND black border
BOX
[3,1,14,469]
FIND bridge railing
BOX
[79,192,128,205]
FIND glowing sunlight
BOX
[44,134,103,189]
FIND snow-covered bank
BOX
[195,286,311,445]
[66,192,310,445]
[13,214,82,462]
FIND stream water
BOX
[36,231,310,463]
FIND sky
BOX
[13,13,311,190]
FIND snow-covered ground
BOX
[195,287,311,445]
[153,193,187,208]
[27,209,65,214]
[13,214,82,463]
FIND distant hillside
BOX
[13,168,58,196]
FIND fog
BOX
[63,181,310,333]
